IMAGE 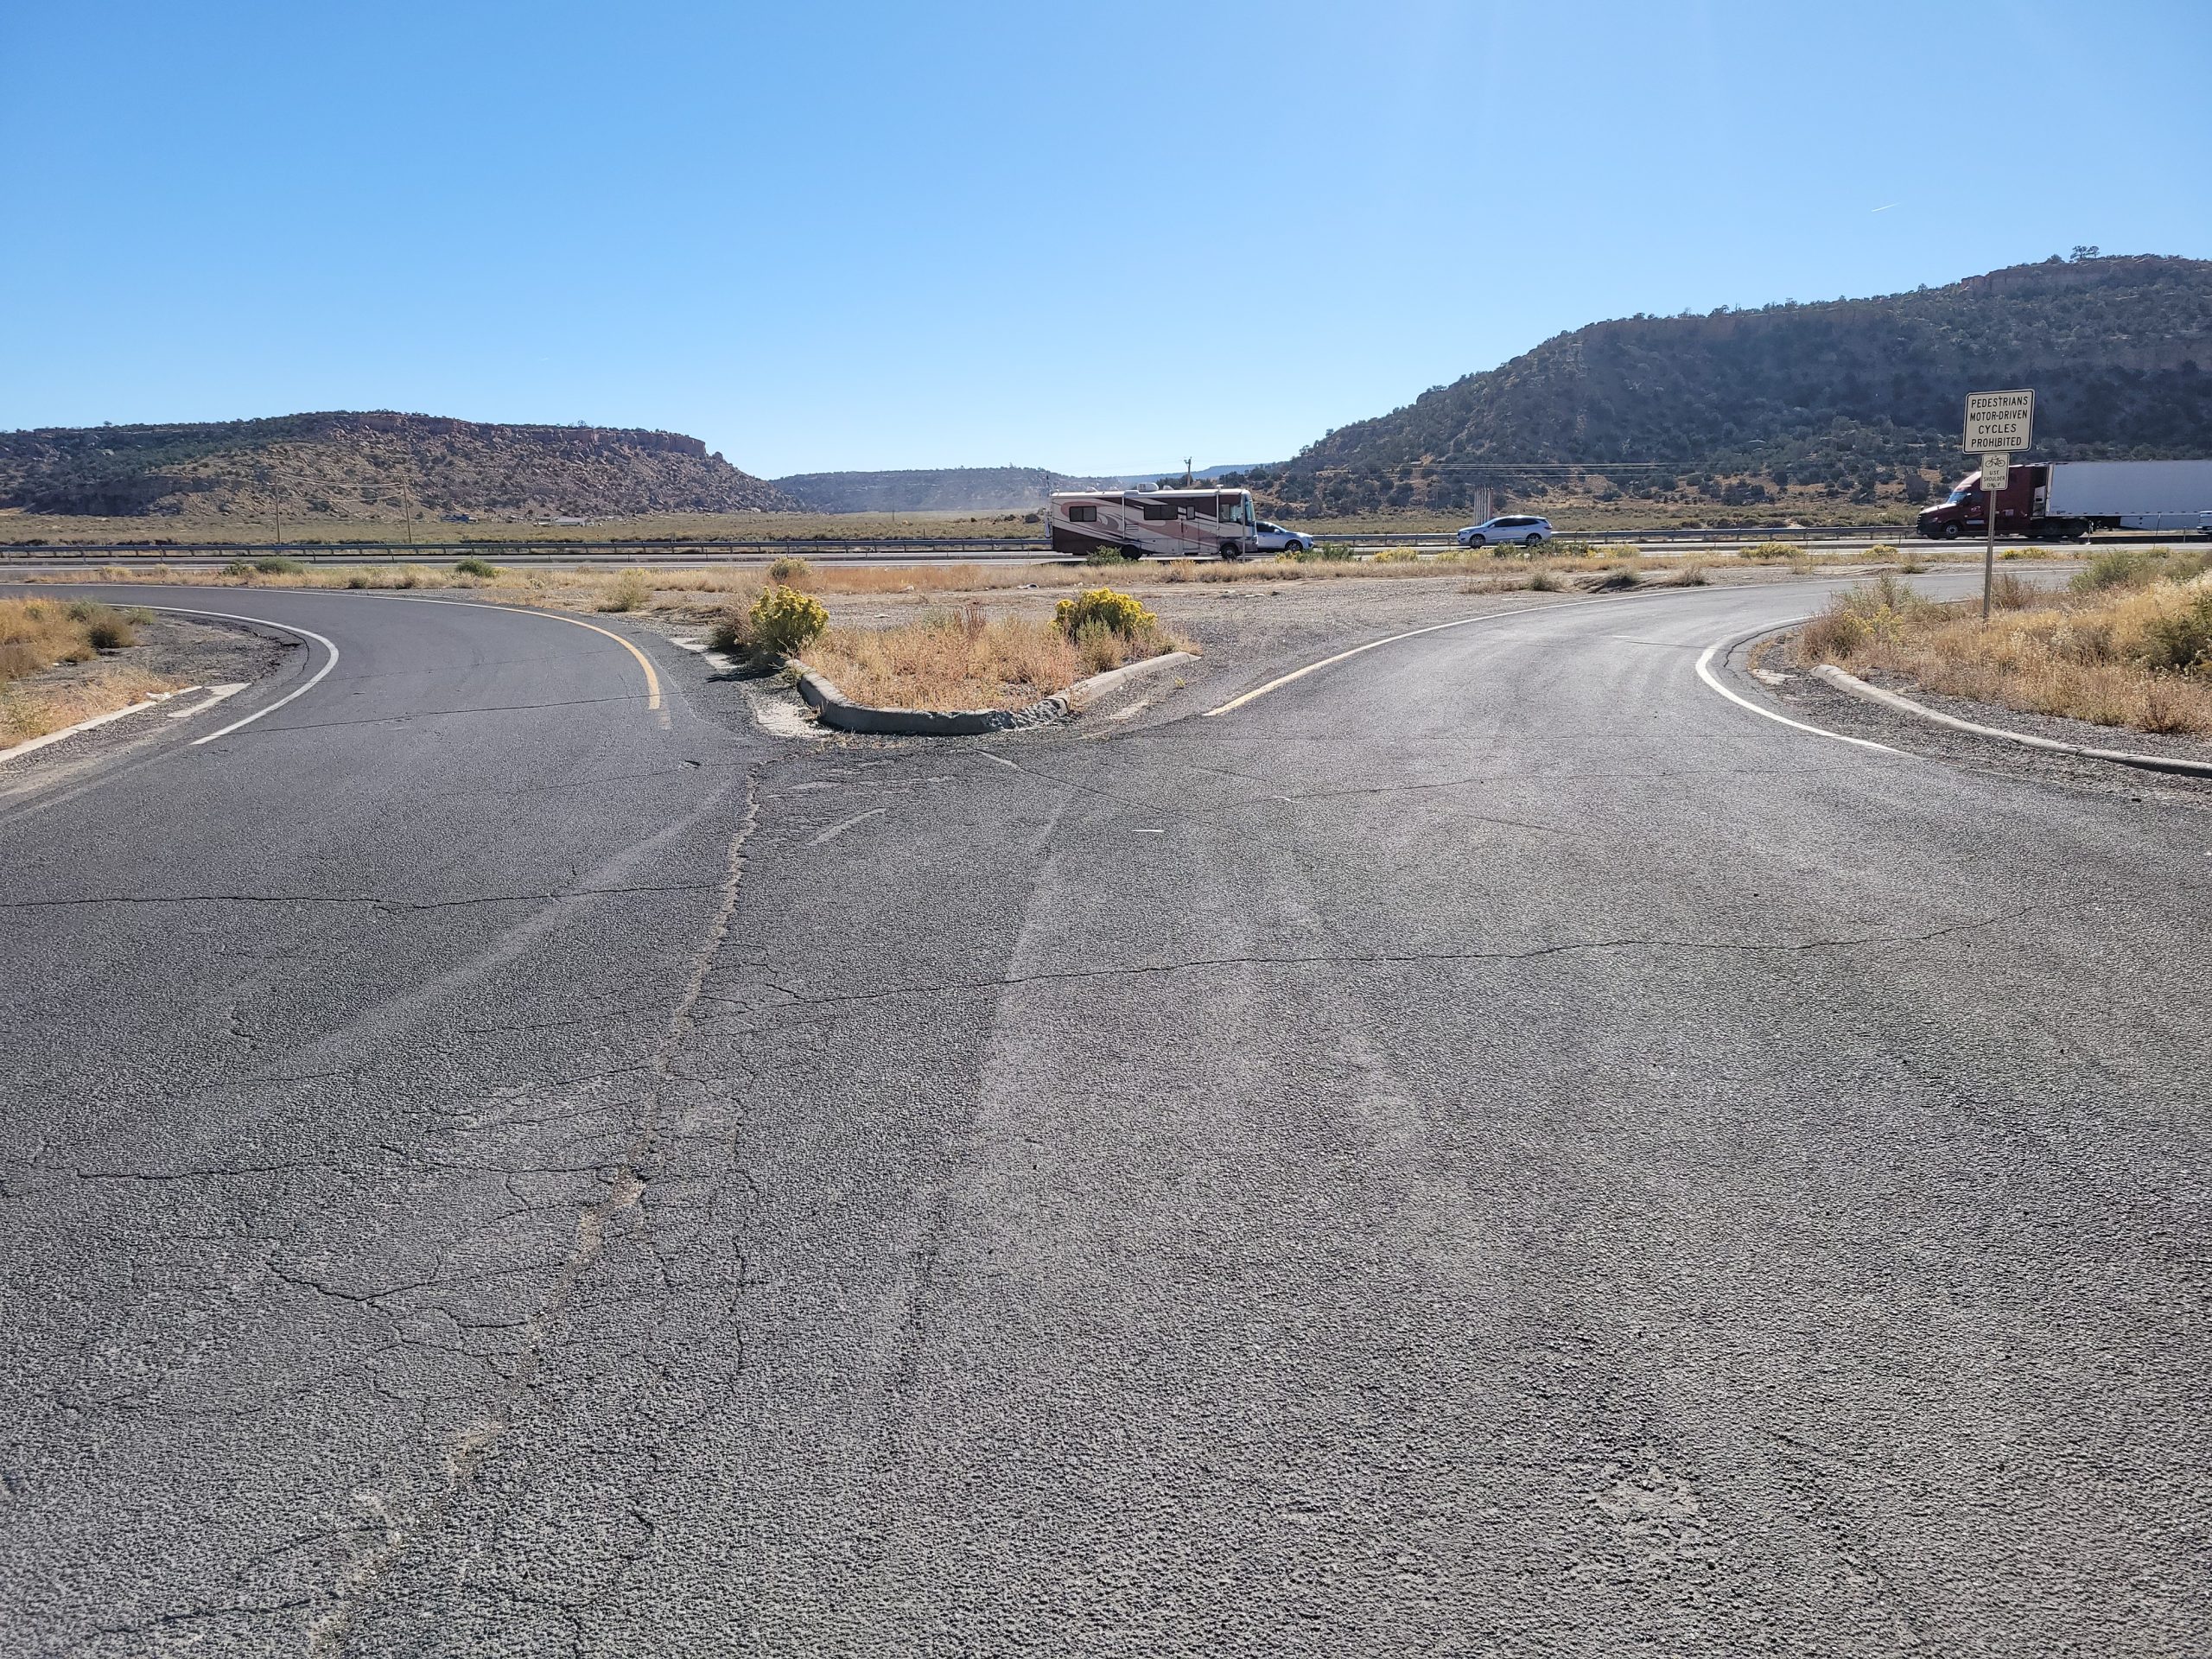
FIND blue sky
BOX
[3,1,2207,478]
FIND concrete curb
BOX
[0,683,203,766]
[1812,662,2212,778]
[792,650,1198,737]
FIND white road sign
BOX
[1980,452,2011,493]
[1964,389,2034,452]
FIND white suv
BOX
[1253,519,1315,555]
[1456,515,1554,549]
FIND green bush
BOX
[253,555,304,575]
[1739,540,1799,562]
[2074,546,2211,593]
[1054,587,1157,639]
[454,556,498,578]
[1083,545,1135,565]
[750,584,829,656]
[1866,543,1899,560]
[1278,541,1352,563]
[74,603,137,651]
[1797,573,1930,659]
[2134,588,2212,673]
[766,556,812,586]
[222,558,255,576]
[1371,545,1422,564]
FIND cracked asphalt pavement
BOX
[1,575,2204,1655]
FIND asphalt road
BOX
[1,577,2203,1655]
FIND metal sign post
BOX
[1964,391,2034,621]
[1980,451,2009,620]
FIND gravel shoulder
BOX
[1749,630,2212,809]
[0,611,294,783]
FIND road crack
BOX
[754,906,2037,1012]
[306,766,765,1653]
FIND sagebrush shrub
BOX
[750,584,829,656]
[1053,588,1156,639]
[82,608,137,651]
[766,556,811,587]
[599,569,652,612]
[454,556,498,578]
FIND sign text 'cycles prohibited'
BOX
[1963,389,2034,453]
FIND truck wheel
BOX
[1940,523,1961,540]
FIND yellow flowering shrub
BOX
[1053,587,1157,639]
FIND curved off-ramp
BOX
[0,575,2203,1656]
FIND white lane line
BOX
[121,605,343,746]
[0,684,201,766]
[1201,594,1624,716]
[166,682,249,719]
[1694,634,1900,754]
[807,806,887,846]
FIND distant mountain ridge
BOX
[772,467,1096,514]
[1250,254,2212,517]
[0,411,797,520]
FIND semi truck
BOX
[1916,459,2212,540]
[1048,487,1257,559]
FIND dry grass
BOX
[802,605,1191,711]
[2,664,181,745]
[1795,569,2212,738]
[0,597,176,745]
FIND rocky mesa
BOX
[0,410,799,521]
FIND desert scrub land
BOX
[1793,550,2212,738]
[0,508,1046,548]
[0,597,177,745]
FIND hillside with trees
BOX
[1243,254,2212,520]
[0,412,797,522]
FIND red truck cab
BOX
[1916,464,2051,539]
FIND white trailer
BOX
[1048,488,1256,559]
[2045,460,2212,533]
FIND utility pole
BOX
[399,415,420,551]
[1182,454,1194,487]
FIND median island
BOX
[714,580,1191,714]
[1793,548,2212,739]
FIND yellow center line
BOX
[374,594,662,710]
